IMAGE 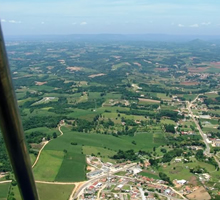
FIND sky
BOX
[0,0,220,35]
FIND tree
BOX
[53,132,57,138]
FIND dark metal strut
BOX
[0,23,39,199]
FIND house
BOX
[87,170,103,178]
[176,179,187,185]
[175,158,182,162]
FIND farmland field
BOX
[0,182,10,199]
[11,183,74,200]
[33,150,64,181]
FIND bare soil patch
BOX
[88,73,106,78]
[186,186,211,200]
[35,81,47,86]
[138,98,160,103]
[31,143,44,150]
[133,62,142,67]
[188,176,197,186]
[155,67,168,72]
[66,67,82,71]
[188,67,209,73]
[87,166,95,172]
[180,82,199,86]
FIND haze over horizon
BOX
[0,0,220,36]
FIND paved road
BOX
[186,94,211,156]
[187,94,220,168]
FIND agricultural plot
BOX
[83,146,116,163]
[139,171,160,179]
[34,126,165,181]
[33,150,64,181]
[11,183,74,200]
[36,183,74,200]
[0,182,10,199]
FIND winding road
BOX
[32,122,64,168]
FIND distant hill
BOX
[4,34,220,43]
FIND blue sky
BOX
[0,0,220,35]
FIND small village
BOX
[74,155,213,200]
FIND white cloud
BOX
[189,24,199,28]
[1,19,6,22]
[178,24,184,27]
[41,22,45,24]
[8,20,21,24]
[80,22,87,25]
[201,22,211,25]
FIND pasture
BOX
[0,182,10,199]
[33,150,64,181]
[11,183,74,200]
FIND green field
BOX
[159,160,217,181]
[33,150,64,181]
[12,183,74,200]
[36,183,74,200]
[83,146,116,163]
[0,182,10,199]
[55,146,86,182]
[139,171,160,179]
[53,127,165,152]
[33,126,165,182]
[25,127,59,137]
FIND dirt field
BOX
[188,67,209,73]
[155,67,168,72]
[180,82,199,86]
[188,176,198,186]
[186,186,211,200]
[138,98,160,103]
[211,62,220,68]
[86,166,95,172]
[88,73,106,78]
[35,81,47,86]
[66,67,82,71]
[133,62,142,67]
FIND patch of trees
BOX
[164,124,175,133]
[159,172,173,185]
[112,149,137,161]
[120,89,140,100]
[26,131,47,143]
[100,119,114,129]
[149,158,159,167]
[121,118,137,126]
[73,98,105,110]
[158,110,183,122]
[196,150,218,168]
[204,97,220,106]
[166,135,205,148]
[0,136,11,172]
[117,127,137,137]
[72,118,95,132]
[162,149,183,163]
[190,166,205,174]
[22,116,63,130]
